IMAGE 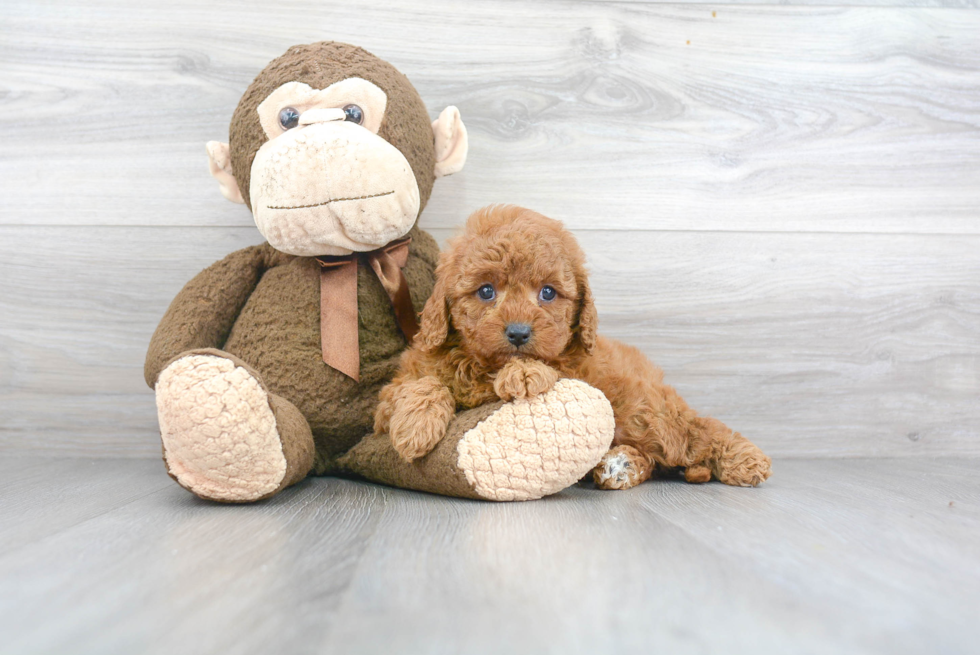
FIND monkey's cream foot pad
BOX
[335,379,614,502]
[155,355,287,502]
[457,379,616,501]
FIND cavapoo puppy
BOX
[374,205,771,489]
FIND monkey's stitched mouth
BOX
[267,190,394,210]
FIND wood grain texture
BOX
[0,458,977,654]
[1,226,977,458]
[1,1,978,459]
[1,1,978,233]
[2,6,976,653]
[618,0,979,5]
[0,458,171,556]
[591,0,979,4]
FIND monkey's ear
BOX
[432,106,468,178]
[206,141,245,204]
[416,277,451,352]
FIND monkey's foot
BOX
[593,445,652,490]
[340,379,615,501]
[155,352,313,502]
[456,379,615,500]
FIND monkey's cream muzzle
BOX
[249,109,420,257]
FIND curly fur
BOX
[375,205,771,487]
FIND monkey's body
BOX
[144,42,615,503]
[224,239,434,470]
[145,228,439,473]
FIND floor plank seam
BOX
[6,224,980,239]
[0,481,174,559]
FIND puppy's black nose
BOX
[505,323,532,347]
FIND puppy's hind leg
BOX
[683,463,713,484]
[698,417,771,487]
[598,378,770,487]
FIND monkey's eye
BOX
[539,286,557,302]
[278,107,300,130]
[343,104,363,125]
[477,284,495,301]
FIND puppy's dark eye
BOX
[539,285,557,302]
[477,284,495,301]
[278,106,300,130]
[343,104,363,124]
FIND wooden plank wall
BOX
[1,0,978,458]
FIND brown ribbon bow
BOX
[315,237,418,382]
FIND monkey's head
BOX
[206,42,467,256]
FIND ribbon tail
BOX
[319,260,360,381]
[389,267,420,345]
[369,248,420,345]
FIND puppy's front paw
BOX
[593,445,651,490]
[493,359,560,401]
[390,410,449,462]
[386,377,455,462]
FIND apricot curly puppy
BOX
[375,205,771,489]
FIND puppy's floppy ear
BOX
[416,277,451,352]
[574,279,598,355]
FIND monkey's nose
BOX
[505,323,532,347]
[298,107,347,126]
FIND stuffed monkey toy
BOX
[145,42,615,503]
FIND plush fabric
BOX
[147,42,613,504]
[229,42,437,215]
[455,379,615,501]
[147,226,440,471]
[157,353,287,502]
[432,106,468,178]
[155,349,316,503]
[385,204,771,490]
[205,141,244,204]
[337,401,505,500]
[337,380,614,501]
[256,79,388,137]
[249,118,421,256]
[314,237,417,381]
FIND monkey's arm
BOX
[144,244,277,387]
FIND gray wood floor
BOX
[1,457,977,655]
[1,2,978,653]
[2,0,979,459]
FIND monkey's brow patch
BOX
[267,190,394,210]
